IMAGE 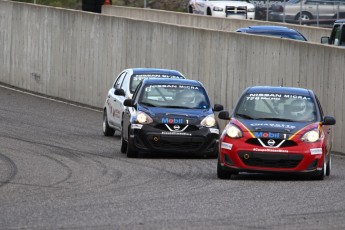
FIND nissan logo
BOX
[173,125,180,130]
[267,139,275,146]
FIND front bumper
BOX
[129,124,219,154]
[219,138,325,174]
[212,11,255,20]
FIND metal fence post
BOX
[316,4,319,27]
[266,0,269,21]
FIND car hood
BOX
[236,118,317,136]
[208,1,254,7]
[139,106,213,125]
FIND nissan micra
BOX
[217,86,336,180]
[121,78,224,158]
[103,68,185,136]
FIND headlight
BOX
[301,129,320,143]
[136,111,153,124]
[213,6,223,11]
[247,8,255,12]
[201,115,216,127]
[226,124,243,138]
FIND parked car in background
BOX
[121,78,224,158]
[269,0,345,22]
[217,86,336,180]
[103,68,185,136]
[236,25,308,41]
[188,0,256,19]
[321,19,345,46]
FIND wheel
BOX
[326,155,331,176]
[188,5,193,14]
[103,110,115,136]
[126,127,138,158]
[205,145,219,159]
[311,157,326,180]
[217,157,232,179]
[207,8,212,16]
[120,128,127,154]
[295,12,313,21]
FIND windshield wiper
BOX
[236,113,254,119]
[255,117,295,122]
[140,102,156,107]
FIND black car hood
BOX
[237,118,315,135]
[139,106,213,125]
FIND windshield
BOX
[130,74,184,93]
[234,93,317,122]
[139,84,211,109]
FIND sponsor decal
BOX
[162,118,184,124]
[221,143,233,150]
[210,128,219,134]
[310,148,322,155]
[161,132,192,136]
[133,75,184,81]
[146,84,199,90]
[253,148,288,153]
[254,132,280,139]
[131,124,143,129]
[250,123,296,129]
[247,94,310,101]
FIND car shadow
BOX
[136,151,217,160]
[229,173,321,181]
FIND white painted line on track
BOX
[0,84,102,113]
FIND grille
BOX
[238,151,303,168]
[149,137,204,151]
[154,124,199,132]
[245,138,297,147]
[225,6,247,15]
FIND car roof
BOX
[142,78,202,86]
[245,86,312,96]
[130,68,183,76]
[237,25,294,32]
[335,19,345,24]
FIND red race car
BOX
[217,86,336,180]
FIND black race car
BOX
[120,78,223,158]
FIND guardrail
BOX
[0,1,344,153]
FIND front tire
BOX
[126,127,138,158]
[295,12,313,21]
[217,158,232,179]
[311,157,326,180]
[103,110,115,136]
[120,127,127,154]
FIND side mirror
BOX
[124,99,134,107]
[321,36,330,44]
[218,110,230,120]
[322,116,336,125]
[213,104,224,112]
[115,88,125,96]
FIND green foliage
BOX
[12,0,81,8]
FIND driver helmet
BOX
[179,90,196,104]
[290,99,307,116]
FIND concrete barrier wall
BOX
[102,5,331,43]
[0,1,344,153]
